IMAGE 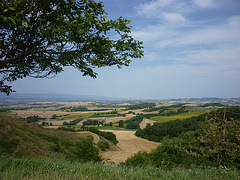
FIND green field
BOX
[150,111,206,123]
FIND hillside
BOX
[0,115,104,161]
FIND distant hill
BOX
[0,93,239,106]
[0,93,125,102]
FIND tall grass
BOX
[0,156,239,180]
[151,111,205,122]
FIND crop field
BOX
[150,111,206,123]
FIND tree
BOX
[51,114,57,119]
[0,0,144,95]
[118,120,124,127]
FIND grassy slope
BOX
[0,114,90,158]
[150,111,206,123]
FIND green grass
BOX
[151,111,206,123]
[0,156,239,180]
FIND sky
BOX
[11,0,240,99]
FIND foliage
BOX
[26,115,46,123]
[51,114,57,119]
[92,110,119,117]
[123,151,151,167]
[88,127,118,144]
[125,115,143,129]
[0,0,144,95]
[62,118,83,125]
[97,140,109,151]
[136,114,205,142]
[199,107,240,167]
[0,106,29,112]
[83,119,103,126]
[132,107,240,168]
[58,126,79,132]
[69,137,101,162]
[200,103,224,107]
[118,120,124,127]
[70,106,88,112]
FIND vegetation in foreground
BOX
[0,156,239,180]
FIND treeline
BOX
[60,106,113,112]
[200,103,224,107]
[126,103,156,110]
[83,120,104,126]
[26,115,46,123]
[63,118,83,125]
[92,110,119,117]
[60,106,88,112]
[135,113,206,142]
[125,107,240,168]
[0,107,30,112]
[88,127,118,145]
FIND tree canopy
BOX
[0,0,144,95]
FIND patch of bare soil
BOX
[100,130,160,164]
[139,118,157,129]
[12,110,70,118]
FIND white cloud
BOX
[163,13,186,22]
[135,0,189,22]
[135,0,222,22]
[132,15,240,50]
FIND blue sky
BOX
[12,0,240,99]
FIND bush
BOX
[97,141,109,151]
[69,137,101,162]
[123,151,151,167]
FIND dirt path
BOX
[101,130,160,164]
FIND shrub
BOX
[97,141,109,151]
[69,137,101,162]
[123,151,151,167]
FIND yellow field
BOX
[150,111,206,123]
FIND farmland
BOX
[1,99,239,179]
[150,111,206,122]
